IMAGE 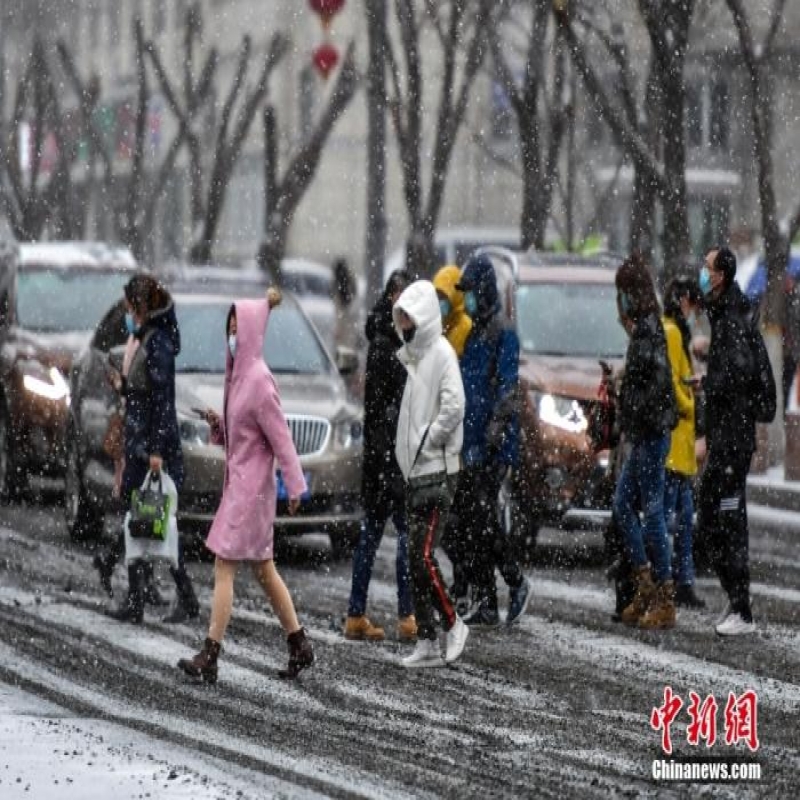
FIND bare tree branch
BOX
[553,5,665,194]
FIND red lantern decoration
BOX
[309,0,346,30]
[312,43,340,80]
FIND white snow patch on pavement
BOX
[0,643,424,800]
[0,680,325,800]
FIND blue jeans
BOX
[613,435,672,583]
[347,510,414,618]
[664,470,695,587]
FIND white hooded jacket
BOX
[394,280,465,480]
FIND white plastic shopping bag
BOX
[124,470,180,569]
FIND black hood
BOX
[365,295,400,346]
[140,300,181,355]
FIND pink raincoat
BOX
[205,298,306,561]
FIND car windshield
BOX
[16,267,130,333]
[175,300,330,375]
[516,282,628,359]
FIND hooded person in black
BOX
[343,270,417,642]
[698,247,775,636]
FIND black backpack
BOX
[748,311,777,424]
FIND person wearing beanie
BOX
[433,265,472,358]
[698,247,775,636]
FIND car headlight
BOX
[21,361,70,403]
[531,391,588,434]
[334,417,363,450]
[179,415,211,445]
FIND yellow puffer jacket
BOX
[433,265,472,359]
[663,316,696,476]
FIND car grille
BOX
[286,415,330,456]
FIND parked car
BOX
[475,248,628,547]
[0,242,137,499]
[383,226,522,284]
[65,289,364,557]
[162,259,340,358]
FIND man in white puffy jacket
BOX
[394,280,469,668]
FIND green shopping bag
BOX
[128,472,172,540]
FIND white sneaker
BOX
[445,616,469,664]
[716,603,732,626]
[402,638,444,668]
[715,612,756,637]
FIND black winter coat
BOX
[618,312,677,444]
[360,296,407,516]
[123,302,184,496]
[704,282,759,455]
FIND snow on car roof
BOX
[18,241,137,270]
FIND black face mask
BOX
[402,327,416,343]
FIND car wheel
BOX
[0,405,27,503]
[64,429,104,542]
[329,523,360,561]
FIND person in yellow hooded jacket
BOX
[433,265,472,358]
[662,277,706,609]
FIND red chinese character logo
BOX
[724,690,759,752]
[651,686,684,754]
[686,691,718,748]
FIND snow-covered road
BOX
[0,499,798,798]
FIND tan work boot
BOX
[344,615,385,641]
[397,615,417,642]
[639,581,676,630]
[620,566,656,626]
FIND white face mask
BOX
[228,334,237,358]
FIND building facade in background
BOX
[0,0,798,274]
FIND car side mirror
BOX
[336,346,359,376]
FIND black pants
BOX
[407,474,458,640]
[698,444,754,620]
[448,465,523,612]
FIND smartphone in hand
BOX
[191,406,208,419]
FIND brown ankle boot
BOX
[620,566,656,626]
[177,637,221,684]
[639,581,676,630]
[278,628,314,679]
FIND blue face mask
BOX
[699,266,712,296]
[228,335,237,358]
[464,291,478,317]
[124,312,137,335]
[439,298,451,319]
[618,292,632,316]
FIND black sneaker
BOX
[463,601,500,628]
[506,578,532,625]
[674,584,706,609]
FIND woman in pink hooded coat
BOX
[178,289,314,682]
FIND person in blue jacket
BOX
[453,254,531,626]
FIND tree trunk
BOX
[629,62,661,263]
[519,114,545,250]
[659,71,690,283]
[364,0,388,307]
